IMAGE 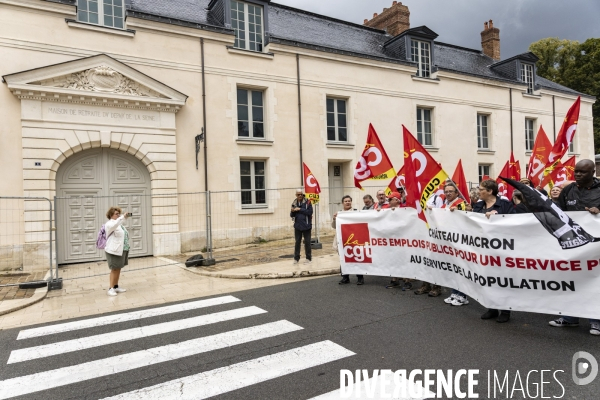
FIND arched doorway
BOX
[56,148,153,264]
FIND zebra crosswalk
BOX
[0,295,356,399]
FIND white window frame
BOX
[240,160,267,208]
[76,0,125,29]
[230,0,264,52]
[525,118,535,151]
[478,165,491,182]
[326,97,348,143]
[521,63,535,94]
[237,88,265,139]
[417,107,433,146]
[411,39,431,78]
[477,114,490,150]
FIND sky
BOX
[273,0,600,59]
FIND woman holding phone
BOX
[104,207,131,296]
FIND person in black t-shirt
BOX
[472,180,515,323]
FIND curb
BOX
[177,263,340,279]
[0,271,50,317]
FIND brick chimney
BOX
[481,19,500,60]
[364,1,410,37]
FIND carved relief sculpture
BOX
[40,66,167,98]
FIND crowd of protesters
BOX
[331,159,600,336]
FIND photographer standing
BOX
[291,189,313,264]
[104,207,130,296]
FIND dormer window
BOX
[231,1,264,52]
[411,39,431,78]
[521,63,535,94]
[77,0,124,29]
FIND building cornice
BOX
[0,0,75,16]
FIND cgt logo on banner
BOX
[341,223,372,263]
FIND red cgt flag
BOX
[385,166,405,196]
[354,124,395,189]
[302,163,321,204]
[451,159,470,204]
[497,153,520,199]
[527,126,552,187]
[403,126,448,224]
[542,97,581,184]
[551,156,576,188]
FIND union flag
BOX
[541,97,581,186]
[354,124,395,189]
[403,126,448,224]
[302,163,321,204]
[527,126,552,187]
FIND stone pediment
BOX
[3,54,187,112]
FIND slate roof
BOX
[46,0,588,97]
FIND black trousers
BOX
[294,229,312,261]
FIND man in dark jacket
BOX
[549,159,600,336]
[291,189,313,264]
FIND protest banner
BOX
[336,208,600,318]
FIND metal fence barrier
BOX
[0,196,61,290]
[1,182,481,284]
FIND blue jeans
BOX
[451,289,466,297]
[562,316,600,325]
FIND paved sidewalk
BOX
[0,254,340,330]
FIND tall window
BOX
[521,63,535,94]
[77,0,124,29]
[525,118,535,151]
[326,98,347,142]
[411,40,431,78]
[478,165,491,182]
[237,88,264,138]
[231,0,263,52]
[416,108,433,146]
[477,114,489,150]
[569,140,575,153]
[240,161,266,206]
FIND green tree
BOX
[530,38,600,154]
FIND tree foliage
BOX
[529,38,600,154]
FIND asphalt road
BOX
[0,275,598,399]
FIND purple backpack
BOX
[96,225,113,249]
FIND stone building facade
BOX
[0,0,595,270]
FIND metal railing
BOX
[0,196,61,290]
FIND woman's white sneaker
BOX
[107,288,117,296]
[451,295,469,306]
[114,288,126,293]
[444,294,457,304]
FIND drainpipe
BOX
[201,38,208,191]
[296,54,304,185]
[552,95,556,141]
[509,88,514,152]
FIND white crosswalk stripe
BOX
[0,320,302,399]
[1,297,356,399]
[17,295,241,340]
[8,306,267,364]
[101,341,355,400]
